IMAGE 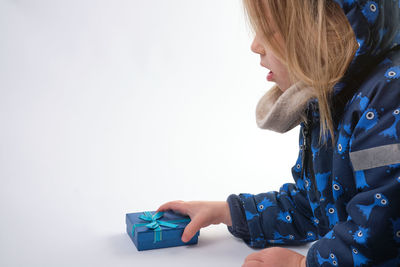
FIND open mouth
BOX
[267,70,274,81]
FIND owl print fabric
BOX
[226,0,400,266]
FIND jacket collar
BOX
[255,82,317,133]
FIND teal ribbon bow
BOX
[132,211,191,243]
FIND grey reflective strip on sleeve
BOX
[349,143,400,171]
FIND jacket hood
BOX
[256,0,400,133]
[332,0,400,95]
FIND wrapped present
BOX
[126,210,200,251]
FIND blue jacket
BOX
[227,1,400,266]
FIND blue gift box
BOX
[126,210,200,251]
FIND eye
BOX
[333,184,340,191]
[259,204,264,210]
[353,248,358,254]
[296,164,301,169]
[286,215,292,221]
[366,111,375,120]
[330,253,335,259]
[375,193,381,199]
[369,3,377,12]
[329,208,335,214]
[381,199,387,205]
[332,260,337,266]
[289,235,294,239]
[338,143,342,151]
[357,231,363,237]
[396,231,400,238]
[394,109,399,115]
[308,232,313,236]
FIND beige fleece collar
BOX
[255,82,316,133]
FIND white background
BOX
[0,0,310,266]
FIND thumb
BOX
[181,218,202,243]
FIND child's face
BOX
[251,33,292,92]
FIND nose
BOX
[251,36,265,55]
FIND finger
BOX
[181,218,202,243]
[156,200,186,213]
[157,200,185,212]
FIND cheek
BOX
[274,62,289,77]
[268,55,288,75]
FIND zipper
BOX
[301,106,317,194]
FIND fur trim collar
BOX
[255,82,316,133]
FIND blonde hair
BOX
[243,0,358,145]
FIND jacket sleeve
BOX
[226,134,319,248]
[306,88,400,266]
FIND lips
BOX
[267,70,274,81]
[260,62,274,81]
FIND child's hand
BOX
[242,247,306,267]
[156,200,232,243]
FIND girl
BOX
[157,0,400,266]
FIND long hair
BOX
[243,0,358,145]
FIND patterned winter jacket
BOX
[226,0,400,266]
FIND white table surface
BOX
[1,220,312,267]
[116,225,313,267]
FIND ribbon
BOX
[131,211,191,243]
